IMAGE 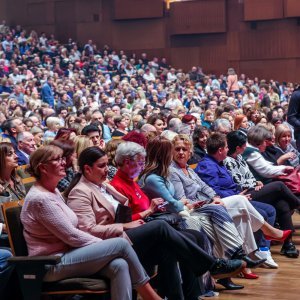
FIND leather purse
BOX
[144,212,184,229]
[115,204,132,223]
[276,167,300,195]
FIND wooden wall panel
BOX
[244,0,284,21]
[239,58,297,82]
[170,34,227,73]
[284,0,300,18]
[112,19,165,50]
[54,1,76,42]
[27,3,47,25]
[113,0,163,20]
[76,0,103,23]
[169,0,226,34]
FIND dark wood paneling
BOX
[112,19,166,50]
[169,0,226,35]
[113,0,164,20]
[27,3,47,25]
[284,0,300,18]
[170,33,227,74]
[244,0,284,21]
[54,1,76,42]
[76,0,103,23]
[238,58,297,83]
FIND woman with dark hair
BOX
[225,131,300,259]
[65,146,245,300]
[0,143,26,245]
[147,114,166,135]
[21,145,160,300]
[188,126,210,164]
[247,109,260,127]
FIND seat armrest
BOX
[8,255,61,265]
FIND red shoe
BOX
[239,270,259,279]
[264,229,292,242]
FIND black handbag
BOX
[144,212,184,229]
[115,204,132,223]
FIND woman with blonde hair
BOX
[274,124,299,167]
[73,135,93,158]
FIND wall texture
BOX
[2,0,300,82]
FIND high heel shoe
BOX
[239,270,259,279]
[264,229,292,242]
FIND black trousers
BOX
[249,181,300,230]
[126,220,215,300]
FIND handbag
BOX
[276,167,300,195]
[115,204,132,223]
[144,212,184,229]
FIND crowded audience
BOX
[0,22,300,299]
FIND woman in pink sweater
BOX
[20,145,161,300]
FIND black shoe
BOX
[216,278,244,290]
[231,247,266,268]
[280,242,299,258]
[242,255,266,269]
[210,258,246,280]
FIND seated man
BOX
[16,131,37,165]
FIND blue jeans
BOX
[44,238,149,300]
[251,201,276,248]
[0,248,13,297]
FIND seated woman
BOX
[65,146,245,300]
[110,141,216,295]
[20,145,161,300]
[243,125,294,183]
[234,114,249,135]
[274,124,299,167]
[50,139,78,193]
[139,136,291,277]
[224,131,300,259]
[0,143,26,247]
[141,136,288,248]
[169,135,266,275]
[113,140,263,288]
[188,126,210,165]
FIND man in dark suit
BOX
[16,131,36,165]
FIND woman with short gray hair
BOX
[115,142,146,167]
[243,125,294,182]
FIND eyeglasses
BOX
[44,156,66,164]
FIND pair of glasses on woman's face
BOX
[44,156,66,164]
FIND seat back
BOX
[1,200,28,256]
